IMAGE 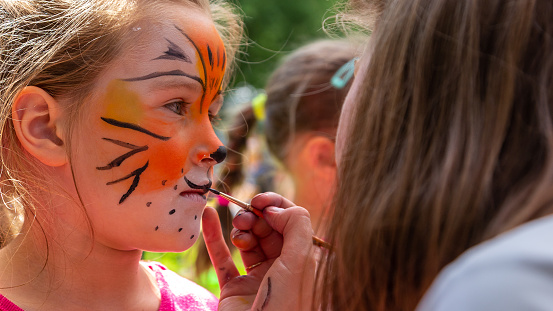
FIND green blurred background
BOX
[143,0,343,297]
[232,0,342,89]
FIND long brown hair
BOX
[320,0,553,309]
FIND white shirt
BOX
[417,213,553,311]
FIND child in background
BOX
[0,0,241,310]
[262,39,360,234]
[193,38,360,294]
[223,39,360,233]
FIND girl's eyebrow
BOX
[146,78,203,93]
[121,69,205,89]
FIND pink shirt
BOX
[0,261,218,311]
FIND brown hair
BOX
[320,0,553,310]
[264,39,360,163]
[0,0,242,248]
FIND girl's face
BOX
[69,6,227,252]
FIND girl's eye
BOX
[164,100,189,115]
[209,113,221,126]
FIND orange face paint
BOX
[96,20,227,204]
[176,23,226,115]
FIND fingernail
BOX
[232,229,246,239]
[264,206,282,215]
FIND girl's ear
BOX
[12,86,68,166]
[298,136,336,177]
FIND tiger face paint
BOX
[69,5,227,252]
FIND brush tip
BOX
[208,188,220,195]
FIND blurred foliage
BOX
[232,0,343,89]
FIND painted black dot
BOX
[181,168,184,173]
[194,215,197,220]
[190,235,195,239]
[178,228,183,232]
[162,180,167,185]
[169,209,176,215]
[146,202,152,207]
[155,226,159,231]
[174,185,178,190]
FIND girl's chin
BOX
[140,226,201,253]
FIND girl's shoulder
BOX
[141,261,218,311]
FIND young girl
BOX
[0,0,242,310]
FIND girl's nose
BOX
[197,145,227,164]
[209,146,227,163]
[194,120,226,166]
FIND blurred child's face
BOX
[69,6,226,252]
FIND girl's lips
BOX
[179,190,207,202]
[180,189,207,199]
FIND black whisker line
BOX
[96,145,148,170]
[261,277,272,310]
[105,161,149,204]
[102,138,142,149]
[183,176,212,193]
[175,25,208,114]
[101,117,171,141]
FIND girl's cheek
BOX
[138,138,193,192]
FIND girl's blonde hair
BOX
[0,0,242,248]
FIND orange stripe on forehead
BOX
[174,24,226,113]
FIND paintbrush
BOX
[208,188,332,250]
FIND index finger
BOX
[201,206,240,288]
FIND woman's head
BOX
[0,0,242,250]
[264,39,359,165]
[262,39,360,222]
[324,0,553,310]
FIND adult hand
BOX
[201,192,316,311]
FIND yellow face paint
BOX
[103,80,145,124]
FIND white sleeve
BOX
[417,261,553,311]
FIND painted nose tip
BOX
[210,146,227,163]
